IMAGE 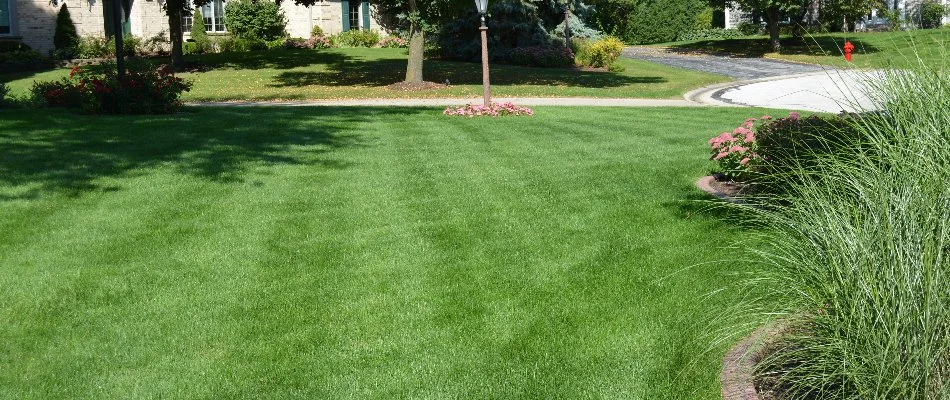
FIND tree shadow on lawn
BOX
[0,107,427,200]
[183,49,352,71]
[269,57,666,88]
[666,36,880,58]
[663,190,752,226]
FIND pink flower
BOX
[761,115,772,120]
[788,111,801,121]
[729,146,749,153]
[739,157,751,165]
[744,133,755,143]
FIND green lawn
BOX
[658,28,949,68]
[1,48,729,101]
[0,106,766,399]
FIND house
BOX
[0,0,390,54]
[722,0,949,30]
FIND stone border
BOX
[721,323,785,400]
[683,71,834,107]
[695,175,746,204]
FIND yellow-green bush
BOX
[576,36,624,68]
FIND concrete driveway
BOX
[622,46,828,80]
[621,46,878,113]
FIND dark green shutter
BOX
[341,0,350,31]
[361,1,370,30]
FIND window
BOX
[183,0,226,33]
[349,2,360,30]
[0,0,11,35]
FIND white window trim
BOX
[184,0,227,35]
[0,0,17,36]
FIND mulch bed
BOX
[386,81,448,91]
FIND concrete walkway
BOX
[191,97,707,108]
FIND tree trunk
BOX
[841,15,850,33]
[168,9,184,68]
[405,22,424,83]
[767,5,781,52]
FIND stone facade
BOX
[3,0,390,55]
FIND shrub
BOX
[625,0,708,44]
[443,102,534,117]
[283,37,308,49]
[224,0,287,41]
[752,112,862,192]
[919,0,949,29]
[735,21,762,36]
[747,66,950,399]
[440,0,551,62]
[0,50,53,73]
[77,35,113,58]
[708,116,764,181]
[576,36,623,68]
[709,111,863,188]
[330,29,381,47]
[310,25,323,38]
[189,8,212,53]
[305,35,332,49]
[550,11,603,42]
[139,30,171,55]
[117,34,141,57]
[377,36,408,48]
[266,38,285,50]
[677,28,744,42]
[0,83,9,107]
[506,45,575,67]
[32,63,192,114]
[0,41,31,53]
[217,36,267,52]
[53,5,80,59]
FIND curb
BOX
[187,97,710,108]
[684,71,835,107]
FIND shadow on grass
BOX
[663,190,754,226]
[182,49,352,71]
[269,56,665,89]
[667,36,880,58]
[0,107,429,200]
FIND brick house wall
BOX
[5,0,390,55]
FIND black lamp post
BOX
[475,0,490,107]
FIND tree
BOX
[820,0,884,32]
[53,4,80,57]
[190,8,211,53]
[162,0,211,68]
[730,0,804,51]
[294,0,466,83]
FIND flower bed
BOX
[32,63,192,114]
[443,102,534,117]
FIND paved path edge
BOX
[684,71,836,107]
[188,97,711,108]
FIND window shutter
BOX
[361,1,370,30]
[341,0,350,31]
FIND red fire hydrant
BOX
[843,41,854,62]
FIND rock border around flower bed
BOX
[696,175,745,204]
[721,322,785,400]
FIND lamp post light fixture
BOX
[475,0,490,107]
